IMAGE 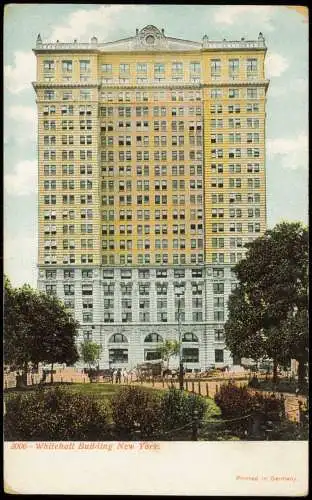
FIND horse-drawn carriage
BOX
[136,361,180,381]
[136,361,163,381]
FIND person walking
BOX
[113,369,117,384]
[116,368,121,384]
[123,368,128,384]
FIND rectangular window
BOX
[101,64,112,72]
[182,348,199,363]
[190,61,200,73]
[80,60,90,72]
[215,349,224,363]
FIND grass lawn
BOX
[4,382,167,402]
[66,382,168,400]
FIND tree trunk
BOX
[272,358,278,384]
[22,362,28,387]
[51,362,54,384]
[297,358,306,392]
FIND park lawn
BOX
[4,382,166,402]
[66,382,168,400]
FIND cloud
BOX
[7,105,37,123]
[50,4,144,42]
[4,50,36,94]
[5,105,37,144]
[4,232,38,288]
[4,160,38,196]
[267,76,308,98]
[265,52,289,78]
[213,5,276,31]
[267,133,308,170]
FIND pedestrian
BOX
[113,369,117,384]
[116,368,121,383]
[109,368,114,383]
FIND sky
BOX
[3,4,309,288]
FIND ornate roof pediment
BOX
[101,25,201,52]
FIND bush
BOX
[110,386,163,440]
[4,386,111,441]
[110,387,209,440]
[214,382,252,419]
[214,382,285,438]
[160,388,207,436]
[269,419,309,440]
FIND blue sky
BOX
[3,4,308,287]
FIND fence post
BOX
[192,381,195,393]
[298,401,304,426]
[185,379,189,391]
[215,384,219,395]
[152,378,155,387]
[206,383,209,397]
[198,382,201,395]
[279,394,285,419]
[162,378,165,388]
[192,410,199,441]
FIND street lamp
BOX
[175,282,184,390]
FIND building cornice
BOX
[34,26,267,53]
[32,79,269,91]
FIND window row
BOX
[100,90,202,102]
[43,253,205,266]
[43,90,92,101]
[100,135,202,146]
[43,150,94,160]
[43,60,202,74]
[101,150,202,161]
[212,223,261,233]
[101,239,204,250]
[210,87,263,99]
[210,133,261,143]
[211,118,260,128]
[100,120,201,132]
[211,103,260,113]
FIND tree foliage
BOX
[158,340,180,369]
[79,341,102,370]
[4,277,79,375]
[224,222,308,384]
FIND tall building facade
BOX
[34,25,268,371]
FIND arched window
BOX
[109,333,128,343]
[182,332,199,342]
[144,333,163,343]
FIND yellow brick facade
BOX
[33,27,269,370]
[34,37,268,268]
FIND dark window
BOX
[109,334,128,343]
[182,348,199,363]
[144,333,163,343]
[215,349,224,363]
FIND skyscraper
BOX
[33,25,268,371]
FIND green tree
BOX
[159,340,180,372]
[279,308,308,390]
[4,277,79,384]
[224,222,308,384]
[79,341,102,372]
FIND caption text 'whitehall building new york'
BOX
[33,25,269,371]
